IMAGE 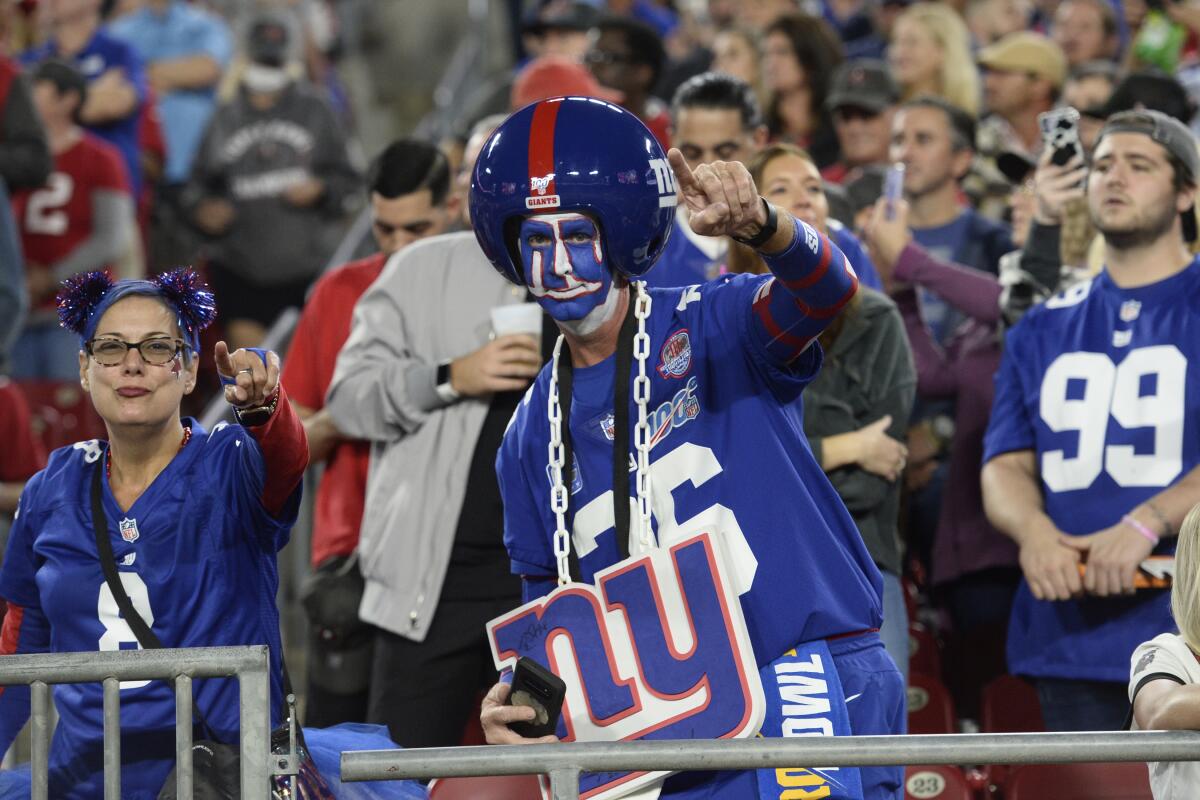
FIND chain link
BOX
[544,284,657,584]
[632,282,654,550]
[546,335,572,585]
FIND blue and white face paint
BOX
[518,212,620,336]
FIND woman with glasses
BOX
[0,269,308,798]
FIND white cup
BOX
[491,303,543,338]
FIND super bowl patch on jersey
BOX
[658,329,693,378]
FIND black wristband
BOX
[730,197,778,249]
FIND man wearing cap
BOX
[978,32,1069,160]
[982,110,1200,731]
[824,59,901,185]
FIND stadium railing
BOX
[341,730,1200,800]
[0,645,271,800]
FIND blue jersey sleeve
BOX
[831,222,882,292]
[206,423,299,552]
[497,390,557,577]
[983,323,1038,463]
[110,37,148,108]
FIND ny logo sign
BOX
[488,532,764,800]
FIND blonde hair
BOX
[1173,503,1200,652]
[894,3,980,118]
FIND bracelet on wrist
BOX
[1122,514,1161,546]
[234,387,280,426]
[730,197,778,248]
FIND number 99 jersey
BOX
[983,262,1199,683]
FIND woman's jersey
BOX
[0,418,301,799]
[497,275,883,666]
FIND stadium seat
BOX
[904,765,973,800]
[1004,762,1152,800]
[907,673,957,734]
[981,674,1044,733]
[908,621,943,680]
[16,379,107,453]
[428,774,543,799]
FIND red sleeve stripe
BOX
[804,266,860,320]
[0,603,24,701]
[777,231,834,292]
[752,290,814,355]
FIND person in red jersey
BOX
[282,137,459,727]
[11,59,134,381]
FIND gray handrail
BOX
[0,646,272,800]
[342,731,1200,800]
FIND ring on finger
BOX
[237,368,254,376]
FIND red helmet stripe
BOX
[528,100,561,197]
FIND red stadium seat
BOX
[1004,763,1152,800]
[908,622,943,680]
[907,673,957,734]
[981,675,1044,733]
[16,379,107,453]
[428,774,543,799]
[904,765,973,800]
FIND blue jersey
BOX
[22,30,147,196]
[0,419,300,799]
[497,275,883,666]
[982,261,1200,682]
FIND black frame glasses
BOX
[86,337,190,366]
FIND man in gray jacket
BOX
[324,119,544,748]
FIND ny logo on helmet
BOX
[648,159,679,209]
[488,532,763,800]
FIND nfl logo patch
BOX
[657,329,692,378]
[119,517,139,543]
[1120,300,1141,322]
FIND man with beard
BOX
[982,110,1200,731]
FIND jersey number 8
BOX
[97,573,155,690]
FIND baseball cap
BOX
[1082,71,1195,124]
[1095,109,1200,241]
[826,60,900,115]
[978,32,1067,89]
[247,13,291,67]
[522,1,601,36]
[511,56,624,110]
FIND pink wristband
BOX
[1122,514,1160,545]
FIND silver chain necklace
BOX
[546,282,654,586]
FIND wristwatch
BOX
[435,360,460,404]
[730,197,778,248]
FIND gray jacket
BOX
[325,232,526,641]
[803,288,916,576]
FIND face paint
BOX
[519,212,613,323]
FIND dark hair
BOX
[763,14,844,139]
[32,59,88,122]
[902,95,977,152]
[596,16,666,88]
[367,139,451,205]
[671,72,763,131]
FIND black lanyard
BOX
[556,293,639,582]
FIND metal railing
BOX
[0,645,271,800]
[342,730,1200,800]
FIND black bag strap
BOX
[556,294,639,581]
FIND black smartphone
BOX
[507,656,566,739]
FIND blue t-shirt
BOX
[22,30,147,196]
[0,420,299,799]
[981,261,1200,682]
[108,0,232,184]
[497,276,883,667]
[912,212,973,345]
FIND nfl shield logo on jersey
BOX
[1120,300,1142,322]
[657,329,692,378]
[119,518,139,543]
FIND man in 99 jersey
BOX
[982,110,1200,732]
[472,98,904,799]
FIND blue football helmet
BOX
[470,97,677,285]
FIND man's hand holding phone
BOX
[1032,148,1087,226]
[480,657,566,745]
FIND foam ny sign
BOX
[488,532,765,800]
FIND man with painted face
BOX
[474,97,904,799]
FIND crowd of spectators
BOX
[7,0,1200,781]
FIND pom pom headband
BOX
[56,268,218,349]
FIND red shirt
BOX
[11,133,130,308]
[281,252,388,567]
[0,379,46,483]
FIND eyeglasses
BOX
[86,337,189,366]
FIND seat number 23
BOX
[1040,345,1186,492]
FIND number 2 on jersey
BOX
[98,572,155,689]
[1040,345,1185,492]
